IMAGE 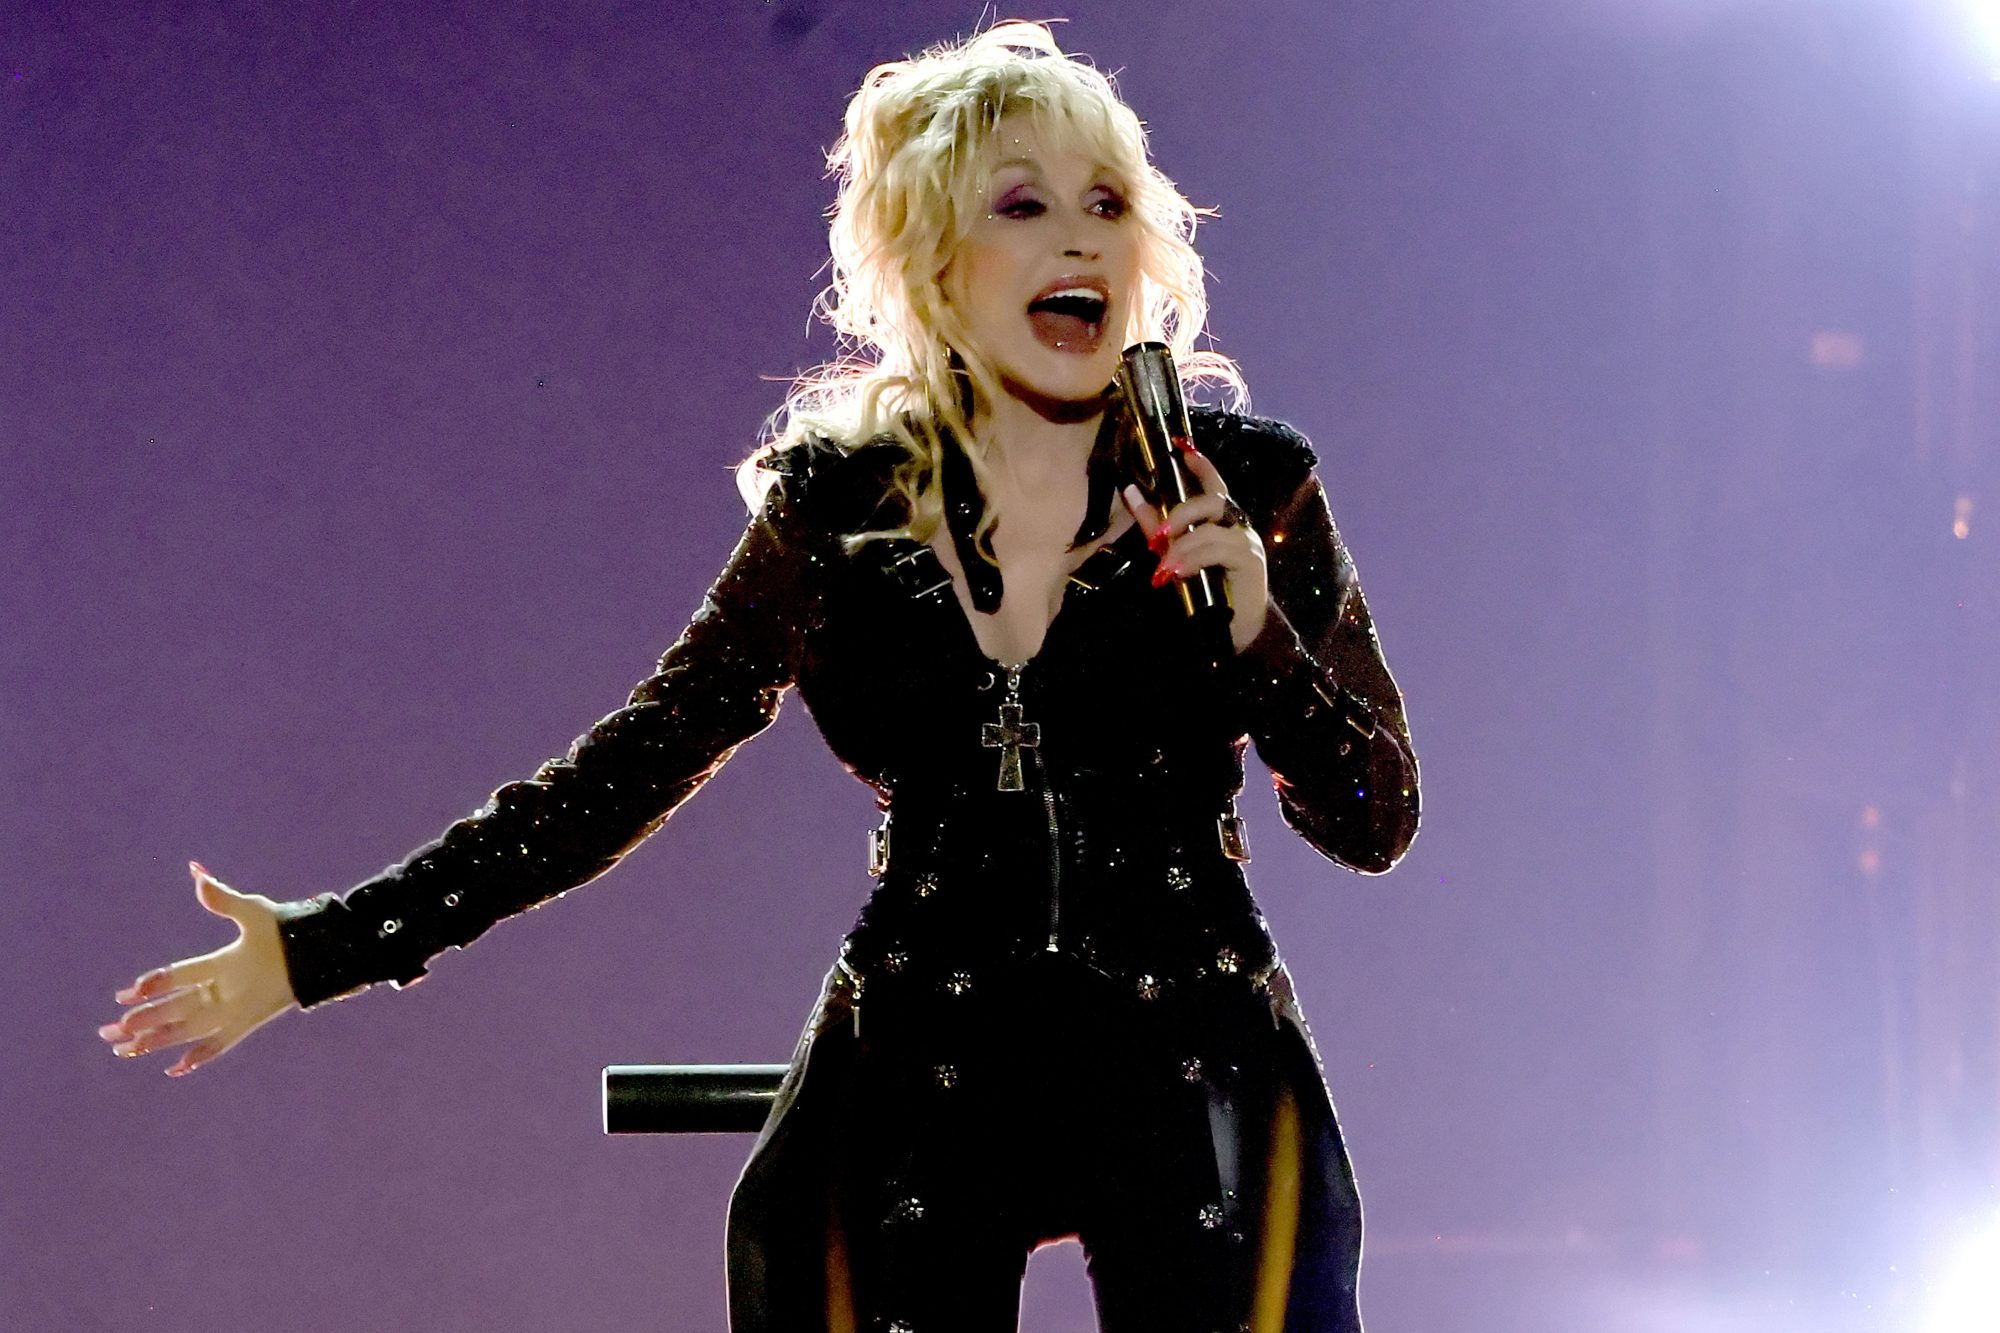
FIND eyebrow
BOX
[991,157,1126,186]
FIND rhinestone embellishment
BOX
[1165,864,1194,892]
[944,970,973,997]
[934,1063,959,1090]
[1215,947,1242,975]
[1180,1057,1204,1082]
[891,1196,926,1224]
[1136,974,1161,1001]
[912,873,939,899]
[882,950,908,974]
[1198,1202,1225,1229]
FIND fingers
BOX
[1151,524,1252,586]
[1119,484,1163,538]
[115,949,228,1005]
[165,1035,232,1079]
[1122,448,1236,548]
[111,1019,219,1060]
[1179,444,1225,493]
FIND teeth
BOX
[1042,287,1104,302]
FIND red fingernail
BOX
[1151,565,1170,588]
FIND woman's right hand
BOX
[98,862,301,1077]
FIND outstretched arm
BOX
[272,459,825,1007]
[103,447,829,1072]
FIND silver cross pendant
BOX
[980,668,1040,792]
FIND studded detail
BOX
[882,950,908,974]
[1136,974,1161,1001]
[1180,1057,1203,1082]
[944,970,973,997]
[377,919,401,937]
[1165,864,1194,892]
[934,1063,959,1090]
[890,1196,926,1224]
[442,893,460,907]
[912,873,939,899]
[1215,947,1242,975]
[1198,1202,1225,1229]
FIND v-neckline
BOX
[928,413,1141,671]
[929,515,1150,674]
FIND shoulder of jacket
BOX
[1189,406,1320,499]
[754,432,906,535]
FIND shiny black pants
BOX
[726,953,1365,1332]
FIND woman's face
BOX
[941,117,1142,416]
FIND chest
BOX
[925,505,1137,670]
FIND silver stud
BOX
[944,970,973,997]
[1136,974,1161,1001]
[1165,864,1194,892]
[377,919,401,937]
[1215,947,1242,975]
[443,892,460,907]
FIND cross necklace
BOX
[981,664,1040,792]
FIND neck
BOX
[969,380,1109,494]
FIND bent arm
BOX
[1230,430,1420,873]
[276,463,823,1007]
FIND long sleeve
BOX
[274,449,827,1008]
[1226,423,1420,873]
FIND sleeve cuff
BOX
[274,892,430,1010]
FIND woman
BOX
[99,21,1419,1332]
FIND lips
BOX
[1026,275,1110,354]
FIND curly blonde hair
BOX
[739,18,1245,552]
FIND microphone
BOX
[1118,342,1229,622]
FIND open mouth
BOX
[1026,284,1110,354]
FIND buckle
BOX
[867,814,892,878]
[1217,811,1251,862]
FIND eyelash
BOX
[997,194,1128,220]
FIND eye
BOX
[1090,190,1130,220]
[996,196,1046,219]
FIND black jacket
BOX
[274,406,1419,1012]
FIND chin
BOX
[999,348,1119,409]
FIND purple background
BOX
[8,2,1998,1329]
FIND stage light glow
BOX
[1964,0,2000,79]
[1926,1218,2000,1333]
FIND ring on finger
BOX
[199,978,222,1006]
[1211,496,1251,530]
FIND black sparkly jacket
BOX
[275,407,1420,1012]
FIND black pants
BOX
[727,952,1365,1332]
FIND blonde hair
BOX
[739,18,1246,552]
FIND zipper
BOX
[1042,770,1062,952]
[997,660,1063,953]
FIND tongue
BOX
[1029,309,1098,350]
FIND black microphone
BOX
[1118,342,1229,622]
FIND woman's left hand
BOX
[1121,446,1269,654]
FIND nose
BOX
[1058,211,1099,262]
